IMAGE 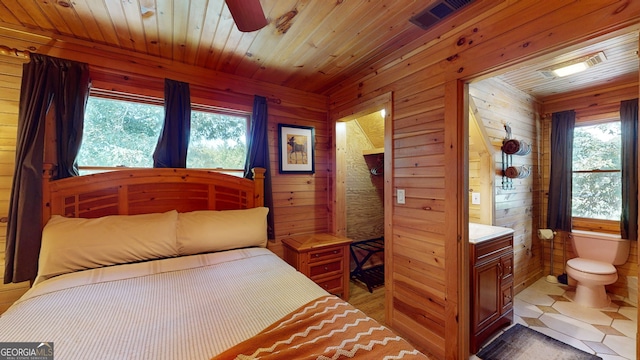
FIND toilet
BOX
[565,230,630,308]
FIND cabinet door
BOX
[472,258,500,333]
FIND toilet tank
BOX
[570,230,630,265]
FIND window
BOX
[571,121,621,221]
[187,109,248,170]
[78,97,163,169]
[78,95,249,173]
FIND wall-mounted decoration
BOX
[501,123,531,189]
[278,124,315,174]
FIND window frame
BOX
[78,90,251,176]
[570,116,621,233]
[189,103,251,174]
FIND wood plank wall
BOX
[468,109,493,225]
[540,81,639,302]
[0,54,29,313]
[329,1,640,358]
[0,26,329,309]
[345,120,384,242]
[469,78,543,294]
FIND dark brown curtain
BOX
[620,98,638,240]
[153,79,190,168]
[244,95,274,239]
[5,54,91,284]
[547,110,575,232]
[55,59,91,178]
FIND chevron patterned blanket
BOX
[212,295,430,359]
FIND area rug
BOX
[476,324,602,360]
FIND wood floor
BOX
[348,280,386,325]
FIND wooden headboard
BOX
[42,165,265,226]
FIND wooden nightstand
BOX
[282,233,352,301]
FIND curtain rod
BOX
[0,45,31,59]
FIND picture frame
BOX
[278,124,315,174]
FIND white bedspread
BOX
[0,248,328,360]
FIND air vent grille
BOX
[410,0,475,30]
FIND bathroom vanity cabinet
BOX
[470,232,514,353]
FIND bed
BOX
[0,166,428,359]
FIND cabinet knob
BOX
[314,254,319,257]
[333,250,337,254]
[324,266,328,271]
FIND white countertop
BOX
[469,223,514,244]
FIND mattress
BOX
[0,248,328,360]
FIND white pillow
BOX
[35,210,179,285]
[177,207,269,256]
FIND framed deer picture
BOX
[278,124,315,174]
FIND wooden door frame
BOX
[331,92,393,237]
[330,91,393,318]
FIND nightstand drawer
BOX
[309,259,342,278]
[309,247,343,263]
[315,275,342,294]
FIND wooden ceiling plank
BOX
[284,1,421,90]
[305,0,418,71]
[203,3,235,70]
[102,0,136,51]
[231,0,299,77]
[172,0,192,63]
[182,0,209,65]
[277,0,397,88]
[68,0,108,44]
[498,31,639,98]
[30,0,75,36]
[155,0,174,59]
[450,0,639,83]
[214,20,245,72]
[12,0,55,32]
[218,30,259,74]
[250,0,342,83]
[193,0,225,68]
[47,1,90,39]
[0,2,21,26]
[139,0,160,57]
[121,0,150,54]
[277,0,380,68]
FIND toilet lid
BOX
[567,258,616,275]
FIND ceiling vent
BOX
[410,0,475,30]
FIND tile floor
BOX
[472,277,637,359]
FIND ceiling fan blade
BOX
[225,0,268,32]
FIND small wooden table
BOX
[282,233,352,301]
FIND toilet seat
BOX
[566,258,616,275]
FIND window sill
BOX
[572,217,620,235]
